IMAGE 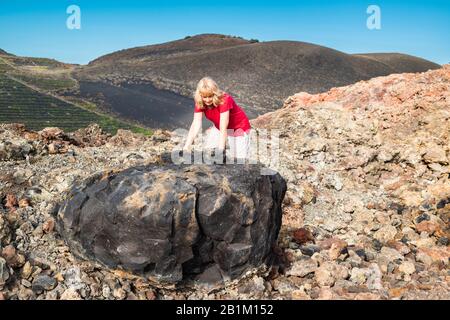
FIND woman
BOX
[183,77,252,160]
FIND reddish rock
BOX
[70,124,111,147]
[4,194,18,212]
[317,237,348,260]
[317,237,348,250]
[416,247,450,266]
[292,228,314,245]
[386,240,411,255]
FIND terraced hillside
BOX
[0,55,153,135]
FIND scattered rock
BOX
[4,194,18,212]
[42,218,55,234]
[374,225,398,243]
[59,287,81,300]
[398,261,416,275]
[0,257,10,287]
[1,245,26,268]
[416,247,450,266]
[349,268,369,285]
[31,275,57,293]
[21,261,33,279]
[315,261,348,287]
[415,221,440,235]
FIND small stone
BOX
[90,283,102,297]
[318,237,348,250]
[22,261,33,279]
[314,261,348,287]
[102,285,111,298]
[286,258,318,277]
[54,273,64,282]
[366,263,383,290]
[4,194,18,212]
[272,277,298,295]
[292,228,314,245]
[410,238,436,248]
[354,292,382,300]
[32,275,57,293]
[422,146,448,164]
[380,247,404,262]
[354,249,367,261]
[299,244,321,257]
[250,276,266,293]
[350,268,368,285]
[113,288,127,300]
[145,290,156,300]
[387,262,396,273]
[377,247,404,273]
[347,250,363,267]
[60,287,81,300]
[0,257,10,285]
[21,279,32,288]
[415,213,430,224]
[18,198,31,208]
[373,225,398,243]
[317,287,334,300]
[2,245,26,268]
[47,143,59,154]
[415,221,440,235]
[32,225,44,237]
[438,237,449,246]
[291,289,311,300]
[401,227,420,241]
[398,261,416,275]
[437,198,450,209]
[416,247,450,266]
[372,239,383,251]
[17,288,34,300]
[386,240,411,255]
[42,218,55,234]
[319,238,348,260]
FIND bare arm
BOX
[218,110,229,150]
[183,112,203,151]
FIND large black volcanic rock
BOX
[55,161,286,285]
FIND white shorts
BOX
[203,126,251,160]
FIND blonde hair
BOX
[194,77,225,110]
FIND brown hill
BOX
[76,33,441,122]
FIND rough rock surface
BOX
[56,162,286,285]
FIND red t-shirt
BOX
[194,92,251,136]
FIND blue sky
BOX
[0,0,448,65]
